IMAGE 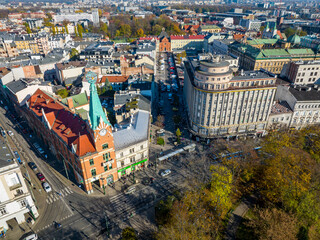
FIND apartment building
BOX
[24,73,117,194]
[267,101,293,129]
[275,85,320,129]
[239,19,262,31]
[170,35,205,53]
[199,25,221,34]
[14,35,49,55]
[0,140,39,234]
[300,36,320,50]
[55,61,87,85]
[283,60,320,85]
[79,42,114,61]
[183,55,277,138]
[114,110,150,179]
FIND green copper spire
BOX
[87,71,110,130]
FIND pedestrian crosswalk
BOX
[46,187,73,204]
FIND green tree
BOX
[70,48,79,60]
[65,26,69,34]
[51,26,56,36]
[246,208,299,240]
[136,28,145,37]
[100,22,109,35]
[157,137,165,146]
[121,227,137,240]
[56,89,69,98]
[176,128,181,144]
[119,24,131,38]
[207,165,233,217]
[26,26,32,34]
[77,24,84,38]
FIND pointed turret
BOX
[87,71,110,130]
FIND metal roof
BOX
[113,110,149,151]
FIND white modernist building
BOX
[183,55,277,138]
[0,140,38,234]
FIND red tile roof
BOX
[170,35,205,40]
[139,37,159,41]
[276,30,284,39]
[28,89,96,157]
[100,75,129,83]
[233,34,245,41]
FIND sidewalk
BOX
[225,195,256,240]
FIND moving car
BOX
[42,182,52,193]
[160,169,171,177]
[28,162,37,171]
[36,173,46,182]
[7,130,14,136]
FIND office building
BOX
[183,55,277,138]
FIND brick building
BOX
[158,28,171,52]
[24,72,117,194]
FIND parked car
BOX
[42,182,52,193]
[14,151,22,164]
[28,162,37,171]
[124,186,136,194]
[160,169,171,177]
[36,173,46,182]
[23,233,38,240]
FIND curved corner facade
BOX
[183,56,277,138]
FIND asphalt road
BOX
[0,52,211,240]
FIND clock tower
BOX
[87,71,113,146]
[84,71,117,192]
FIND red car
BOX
[36,173,46,182]
[170,67,174,70]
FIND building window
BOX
[120,152,123,157]
[121,161,124,167]
[140,145,143,150]
[19,200,27,208]
[102,143,109,149]
[109,163,112,170]
[89,159,94,166]
[129,148,134,153]
[103,153,109,162]
[104,166,108,172]
[130,157,135,163]
[0,208,7,215]
[91,169,96,176]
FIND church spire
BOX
[87,71,110,130]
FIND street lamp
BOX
[104,212,110,238]
[26,203,36,221]
[101,178,106,195]
[132,172,135,184]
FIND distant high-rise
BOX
[92,8,100,28]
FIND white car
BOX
[161,169,171,177]
[23,233,38,240]
[7,130,14,136]
[42,182,52,193]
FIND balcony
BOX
[9,183,22,191]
